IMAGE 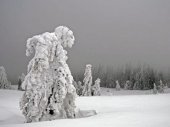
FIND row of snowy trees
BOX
[152,80,167,94]
[74,64,169,90]
[73,64,101,96]
[0,65,26,90]
[0,66,25,90]
[1,63,169,92]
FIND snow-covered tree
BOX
[0,66,11,89]
[92,78,101,96]
[18,73,25,90]
[73,80,82,96]
[133,70,143,90]
[20,26,77,122]
[75,81,83,96]
[157,80,164,93]
[124,80,132,90]
[115,80,121,91]
[82,64,92,96]
[153,83,158,94]
[73,81,83,96]
[164,83,168,89]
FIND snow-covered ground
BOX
[0,88,170,127]
[10,85,18,90]
[101,87,170,96]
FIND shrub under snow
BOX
[20,26,77,123]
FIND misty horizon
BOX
[0,0,170,84]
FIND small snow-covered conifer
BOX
[133,71,142,90]
[124,80,130,90]
[92,78,101,96]
[158,80,164,93]
[0,66,11,89]
[153,83,158,94]
[164,83,168,89]
[115,80,121,91]
[82,64,92,96]
[20,26,77,122]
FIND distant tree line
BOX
[73,64,170,90]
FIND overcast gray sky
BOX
[0,0,170,84]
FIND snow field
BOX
[0,89,170,127]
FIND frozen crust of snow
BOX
[0,89,170,127]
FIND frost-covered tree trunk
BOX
[115,80,121,91]
[82,64,92,96]
[18,73,25,90]
[92,78,101,96]
[153,83,158,94]
[0,66,11,89]
[20,26,77,123]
